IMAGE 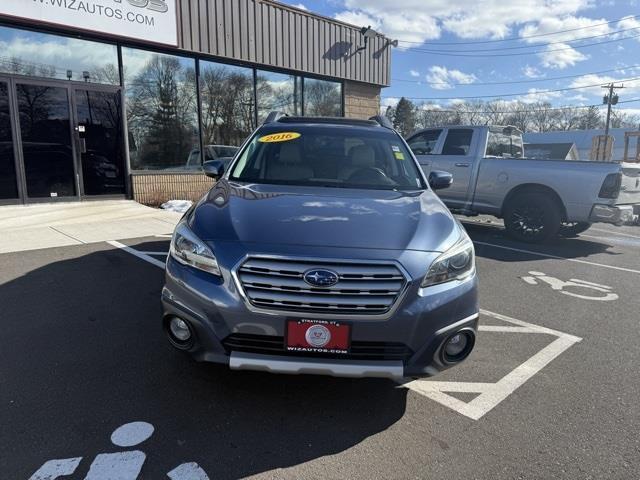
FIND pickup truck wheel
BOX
[558,222,592,237]
[504,193,562,243]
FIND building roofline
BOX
[261,0,389,39]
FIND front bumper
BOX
[162,244,479,379]
[589,204,639,225]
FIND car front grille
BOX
[236,257,407,316]
[222,333,413,362]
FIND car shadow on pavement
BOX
[0,247,407,480]
[462,222,622,262]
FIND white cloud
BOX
[518,16,613,69]
[425,65,477,90]
[519,88,563,104]
[519,16,611,44]
[567,94,589,103]
[409,69,420,77]
[569,74,640,96]
[617,15,640,32]
[380,96,400,113]
[522,65,544,78]
[335,8,440,44]
[292,3,308,10]
[336,0,593,42]
[538,43,587,69]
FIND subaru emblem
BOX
[303,269,339,288]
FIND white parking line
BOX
[589,227,640,240]
[580,233,640,247]
[107,241,166,269]
[401,309,582,420]
[474,240,640,275]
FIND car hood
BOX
[190,181,461,252]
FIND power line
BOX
[382,76,640,101]
[396,14,640,45]
[400,25,640,53]
[397,97,640,114]
[401,31,640,57]
[393,64,640,86]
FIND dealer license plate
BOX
[286,319,350,354]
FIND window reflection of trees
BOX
[16,84,70,145]
[200,62,255,147]
[304,79,341,117]
[256,71,301,123]
[16,84,76,197]
[124,52,198,170]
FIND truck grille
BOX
[236,257,407,316]
[223,333,413,362]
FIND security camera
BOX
[360,26,378,39]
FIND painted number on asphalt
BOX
[521,271,619,301]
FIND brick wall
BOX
[131,173,214,206]
[344,81,382,119]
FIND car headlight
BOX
[170,221,221,276]
[421,234,475,287]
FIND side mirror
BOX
[203,160,225,179]
[216,156,234,168]
[428,170,453,190]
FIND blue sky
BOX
[283,0,640,114]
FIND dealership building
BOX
[0,0,391,205]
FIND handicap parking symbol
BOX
[29,421,209,480]
[521,271,619,301]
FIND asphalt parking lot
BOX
[2,221,639,479]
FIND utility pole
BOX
[601,83,625,160]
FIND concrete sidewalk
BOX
[0,200,182,254]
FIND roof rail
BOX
[277,116,378,127]
[263,111,289,124]
[369,115,394,129]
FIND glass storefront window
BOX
[199,61,255,152]
[256,70,301,123]
[303,78,342,117]
[17,83,76,198]
[122,48,199,171]
[0,81,18,200]
[0,25,119,84]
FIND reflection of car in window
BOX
[184,145,240,171]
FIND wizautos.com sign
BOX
[0,0,177,45]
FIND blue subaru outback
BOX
[162,113,478,379]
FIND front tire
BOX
[504,193,562,243]
[558,222,592,237]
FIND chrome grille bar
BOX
[236,257,408,316]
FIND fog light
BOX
[445,333,467,357]
[441,330,475,364]
[169,317,192,342]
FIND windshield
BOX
[229,125,425,190]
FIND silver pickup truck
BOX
[406,125,640,242]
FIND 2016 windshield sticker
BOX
[394,151,405,160]
[258,132,301,143]
[392,145,401,152]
